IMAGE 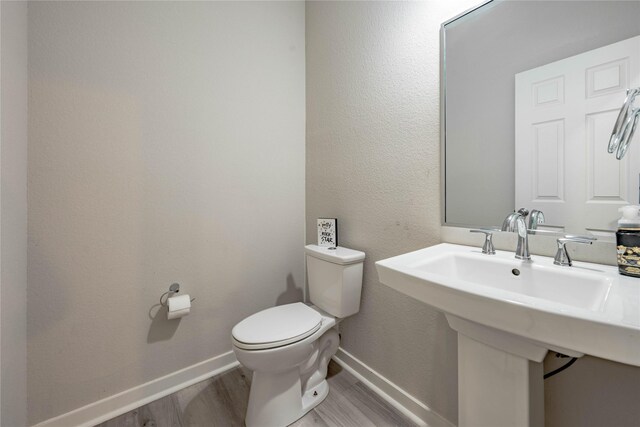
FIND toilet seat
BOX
[232,303,322,350]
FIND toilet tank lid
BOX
[305,245,365,265]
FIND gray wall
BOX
[1,1,29,426]
[23,1,640,426]
[306,1,477,423]
[307,1,640,427]
[445,1,640,227]
[27,2,305,424]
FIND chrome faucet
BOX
[528,209,545,230]
[501,208,531,260]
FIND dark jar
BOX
[616,228,640,277]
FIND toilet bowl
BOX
[231,245,365,427]
[233,303,339,426]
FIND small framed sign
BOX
[317,218,338,248]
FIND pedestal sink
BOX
[376,243,640,427]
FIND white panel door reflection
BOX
[516,35,640,234]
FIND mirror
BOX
[442,0,640,235]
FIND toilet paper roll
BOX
[167,294,191,320]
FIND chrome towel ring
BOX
[609,87,640,160]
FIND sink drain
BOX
[512,268,521,276]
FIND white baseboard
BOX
[33,351,239,427]
[33,346,451,427]
[332,347,455,427]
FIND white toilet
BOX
[231,244,365,427]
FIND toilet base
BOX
[245,373,329,427]
[245,368,301,427]
[301,379,329,415]
[237,309,341,427]
[243,326,339,427]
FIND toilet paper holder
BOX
[159,283,195,307]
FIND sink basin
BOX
[412,251,611,311]
[377,243,640,367]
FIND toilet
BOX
[231,244,365,427]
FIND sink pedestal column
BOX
[447,315,547,427]
[458,334,544,427]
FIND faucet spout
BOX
[501,212,520,232]
[528,209,545,230]
[514,216,531,260]
[501,209,532,260]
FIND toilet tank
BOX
[305,245,365,318]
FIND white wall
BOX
[306,1,640,427]
[27,2,305,424]
[1,1,29,425]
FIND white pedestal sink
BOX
[376,243,640,427]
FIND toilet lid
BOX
[232,303,322,350]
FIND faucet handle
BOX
[554,236,596,267]
[470,229,497,255]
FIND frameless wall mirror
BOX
[442,0,640,235]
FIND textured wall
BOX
[1,1,28,426]
[306,1,477,423]
[28,2,305,424]
[306,1,640,427]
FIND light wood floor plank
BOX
[313,382,377,427]
[137,394,184,427]
[97,360,416,427]
[289,409,330,427]
[344,381,417,427]
[175,367,249,426]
